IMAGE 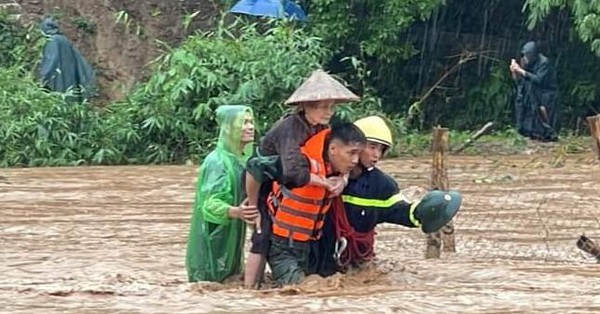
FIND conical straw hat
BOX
[285,69,360,105]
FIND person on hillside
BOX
[243,69,360,288]
[39,17,96,103]
[308,116,462,276]
[185,105,259,283]
[265,123,366,286]
[510,41,559,142]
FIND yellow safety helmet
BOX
[353,116,393,148]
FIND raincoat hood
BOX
[215,105,254,157]
[40,17,61,36]
[521,41,539,66]
[185,104,254,283]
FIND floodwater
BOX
[2,153,600,313]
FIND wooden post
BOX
[441,218,456,252]
[586,114,600,160]
[425,126,456,258]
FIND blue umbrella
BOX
[229,0,308,22]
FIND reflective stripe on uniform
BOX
[342,192,422,227]
[409,201,422,227]
[341,193,403,208]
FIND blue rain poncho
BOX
[39,17,96,102]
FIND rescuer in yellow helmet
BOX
[245,115,463,283]
[352,116,393,170]
[307,116,462,277]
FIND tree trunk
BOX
[426,126,455,258]
[586,114,600,160]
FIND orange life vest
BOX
[268,129,332,242]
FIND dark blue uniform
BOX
[308,167,420,277]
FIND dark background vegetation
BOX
[0,0,598,167]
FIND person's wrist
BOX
[228,206,238,218]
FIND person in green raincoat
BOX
[186,105,259,283]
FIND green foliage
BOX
[306,0,443,61]
[455,62,516,129]
[0,12,23,67]
[393,126,528,157]
[554,42,600,129]
[0,12,44,69]
[525,0,600,56]
[304,0,445,122]
[3,2,598,168]
[0,14,95,167]
[0,16,331,167]
[103,18,330,164]
[0,66,103,167]
[72,17,96,34]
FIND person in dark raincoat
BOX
[185,105,259,283]
[39,17,96,103]
[510,41,559,141]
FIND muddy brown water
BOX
[2,154,600,313]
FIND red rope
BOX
[332,197,376,267]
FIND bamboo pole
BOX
[452,122,494,153]
[586,114,600,160]
[425,126,456,258]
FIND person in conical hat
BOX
[307,115,462,277]
[242,69,359,288]
[242,114,462,285]
[284,69,360,106]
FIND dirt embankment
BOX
[14,0,222,102]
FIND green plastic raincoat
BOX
[185,105,254,283]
